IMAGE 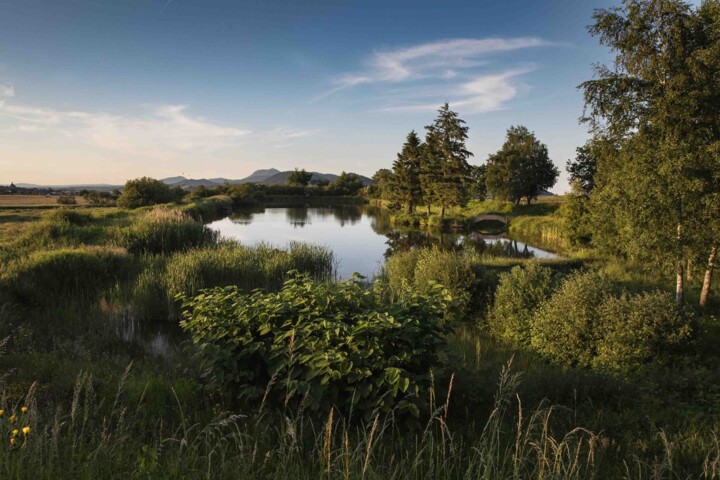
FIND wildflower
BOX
[9,415,16,424]
[0,409,4,417]
[11,429,18,437]
[21,407,28,414]
[9,438,15,446]
[22,426,30,436]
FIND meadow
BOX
[0,195,719,479]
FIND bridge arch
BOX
[470,214,508,225]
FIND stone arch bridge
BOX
[470,214,508,225]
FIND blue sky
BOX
[0,0,660,190]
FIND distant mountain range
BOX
[12,169,374,191]
[159,169,374,188]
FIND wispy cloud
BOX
[0,101,250,159]
[383,67,535,114]
[0,84,14,98]
[318,37,550,112]
[327,38,546,89]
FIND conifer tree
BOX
[388,131,424,213]
[422,103,473,219]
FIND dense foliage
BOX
[116,177,184,209]
[485,126,559,205]
[286,168,313,186]
[489,263,555,346]
[531,270,615,367]
[180,273,453,421]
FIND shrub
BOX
[116,177,183,209]
[119,209,219,255]
[226,184,266,207]
[180,195,232,221]
[489,263,555,346]
[46,209,93,226]
[57,194,77,205]
[384,247,494,319]
[165,242,335,299]
[0,247,135,306]
[180,273,452,420]
[530,270,614,367]
[593,291,693,373]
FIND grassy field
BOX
[0,194,87,207]
[0,198,719,478]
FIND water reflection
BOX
[116,308,184,360]
[209,206,557,279]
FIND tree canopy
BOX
[117,177,184,209]
[580,0,720,306]
[486,125,558,205]
[286,168,313,187]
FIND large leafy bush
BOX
[489,263,554,346]
[384,247,493,318]
[593,291,692,373]
[180,273,452,421]
[530,270,614,368]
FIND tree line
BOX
[372,104,559,218]
[564,0,720,308]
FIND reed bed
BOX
[0,363,717,479]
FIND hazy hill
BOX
[259,171,374,186]
[11,168,373,191]
[161,169,373,188]
[212,168,280,184]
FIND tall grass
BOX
[131,242,335,320]
[119,208,219,255]
[0,246,136,306]
[508,215,568,252]
[165,241,335,298]
[1,363,717,479]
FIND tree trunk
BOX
[427,205,431,216]
[687,258,693,282]
[676,221,684,307]
[440,204,445,221]
[700,244,717,308]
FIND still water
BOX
[208,205,557,279]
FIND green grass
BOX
[1,199,720,478]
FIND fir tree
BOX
[422,103,473,219]
[388,131,424,213]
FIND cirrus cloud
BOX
[318,37,552,113]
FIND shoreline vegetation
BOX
[1,191,719,478]
[3,1,720,476]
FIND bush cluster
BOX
[490,268,693,372]
[488,262,555,346]
[116,177,184,209]
[180,195,233,221]
[384,247,498,319]
[180,273,452,420]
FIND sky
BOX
[0,0,682,191]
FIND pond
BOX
[208,205,558,279]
